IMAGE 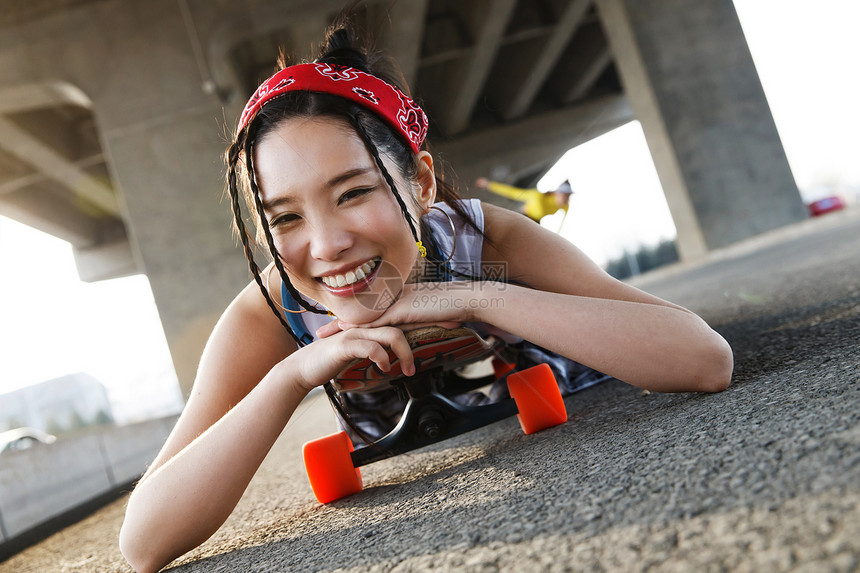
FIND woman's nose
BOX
[307,221,353,261]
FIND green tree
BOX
[604,240,679,279]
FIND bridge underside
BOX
[0,0,805,395]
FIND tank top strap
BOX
[421,199,485,279]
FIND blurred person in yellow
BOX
[475,177,573,223]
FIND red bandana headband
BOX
[238,62,428,153]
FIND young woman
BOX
[119,15,732,573]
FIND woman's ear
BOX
[415,151,437,212]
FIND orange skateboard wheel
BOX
[303,431,363,503]
[507,363,567,434]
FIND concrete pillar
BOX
[597,0,807,259]
[0,0,251,397]
[88,3,252,397]
[99,114,249,397]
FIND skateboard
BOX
[302,326,568,503]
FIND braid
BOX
[226,136,304,346]
[231,124,383,446]
[350,113,490,284]
[349,114,421,245]
[243,125,328,317]
[230,129,384,448]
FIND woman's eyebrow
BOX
[261,167,376,211]
[327,167,375,187]
[261,195,294,212]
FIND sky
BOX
[1,0,858,418]
[0,221,184,422]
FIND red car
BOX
[807,195,846,216]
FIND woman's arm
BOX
[349,203,732,393]
[476,203,733,392]
[118,281,301,572]
[119,279,416,573]
[473,282,732,392]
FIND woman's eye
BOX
[339,187,373,204]
[270,213,299,227]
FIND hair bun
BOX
[318,29,366,67]
[316,7,406,94]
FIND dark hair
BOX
[224,12,486,444]
[226,20,482,336]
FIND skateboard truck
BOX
[349,372,521,467]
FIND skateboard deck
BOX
[332,326,505,393]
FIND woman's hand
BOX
[315,282,476,338]
[293,325,418,390]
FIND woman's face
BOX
[254,116,431,324]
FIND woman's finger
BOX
[347,326,415,376]
[347,338,391,372]
[400,321,462,331]
[315,320,344,339]
[358,317,464,331]
[384,327,415,376]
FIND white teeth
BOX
[321,259,377,288]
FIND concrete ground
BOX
[3,208,858,573]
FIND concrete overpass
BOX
[0,0,806,396]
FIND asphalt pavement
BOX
[3,207,858,573]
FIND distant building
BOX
[0,373,114,434]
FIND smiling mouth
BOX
[319,258,379,288]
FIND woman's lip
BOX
[319,262,379,297]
